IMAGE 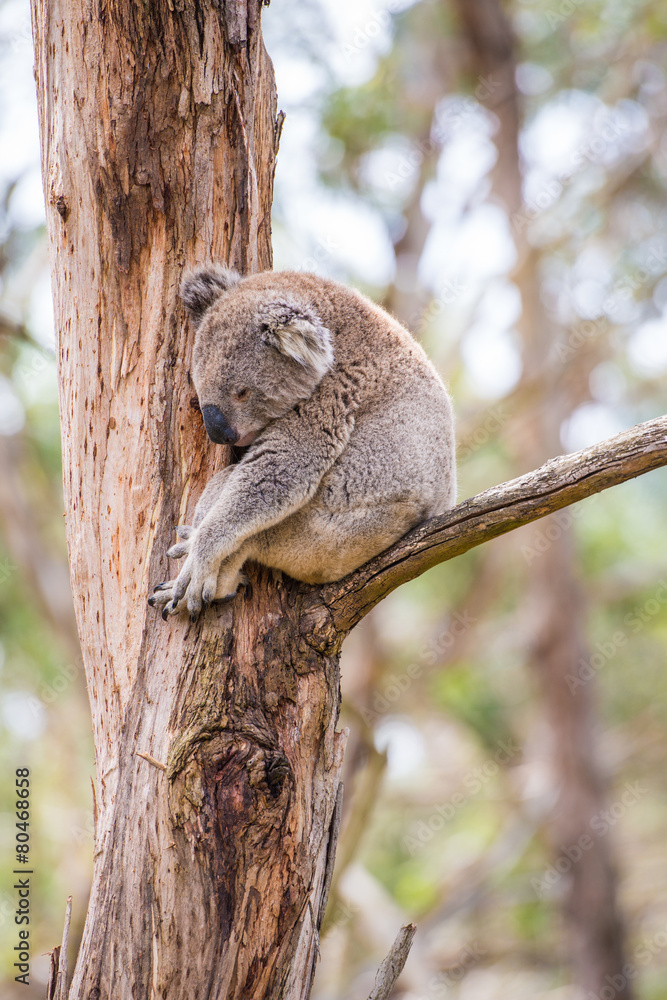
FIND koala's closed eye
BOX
[235,388,249,400]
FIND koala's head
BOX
[180,264,333,447]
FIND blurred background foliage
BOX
[1,0,667,996]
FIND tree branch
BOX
[367,923,417,1000]
[47,896,72,1000]
[307,415,667,643]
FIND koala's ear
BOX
[261,303,334,380]
[180,264,241,324]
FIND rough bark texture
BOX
[31,2,345,997]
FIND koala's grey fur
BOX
[150,265,456,621]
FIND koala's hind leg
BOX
[209,547,251,602]
[256,498,425,584]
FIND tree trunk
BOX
[31,2,345,996]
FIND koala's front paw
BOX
[147,524,206,620]
[152,546,214,621]
[149,572,247,620]
[149,553,248,622]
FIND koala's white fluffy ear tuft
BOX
[180,264,241,324]
[261,302,334,381]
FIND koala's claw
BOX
[162,601,182,621]
[148,588,171,608]
[149,582,174,605]
[148,582,186,623]
[171,575,190,609]
[201,577,218,607]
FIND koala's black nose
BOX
[201,404,237,444]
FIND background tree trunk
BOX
[454,0,632,992]
[31,2,345,996]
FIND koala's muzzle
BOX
[201,404,238,444]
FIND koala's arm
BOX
[193,467,234,528]
[165,384,356,617]
[202,431,335,546]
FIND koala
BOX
[149,265,456,621]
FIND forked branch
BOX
[307,414,667,642]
